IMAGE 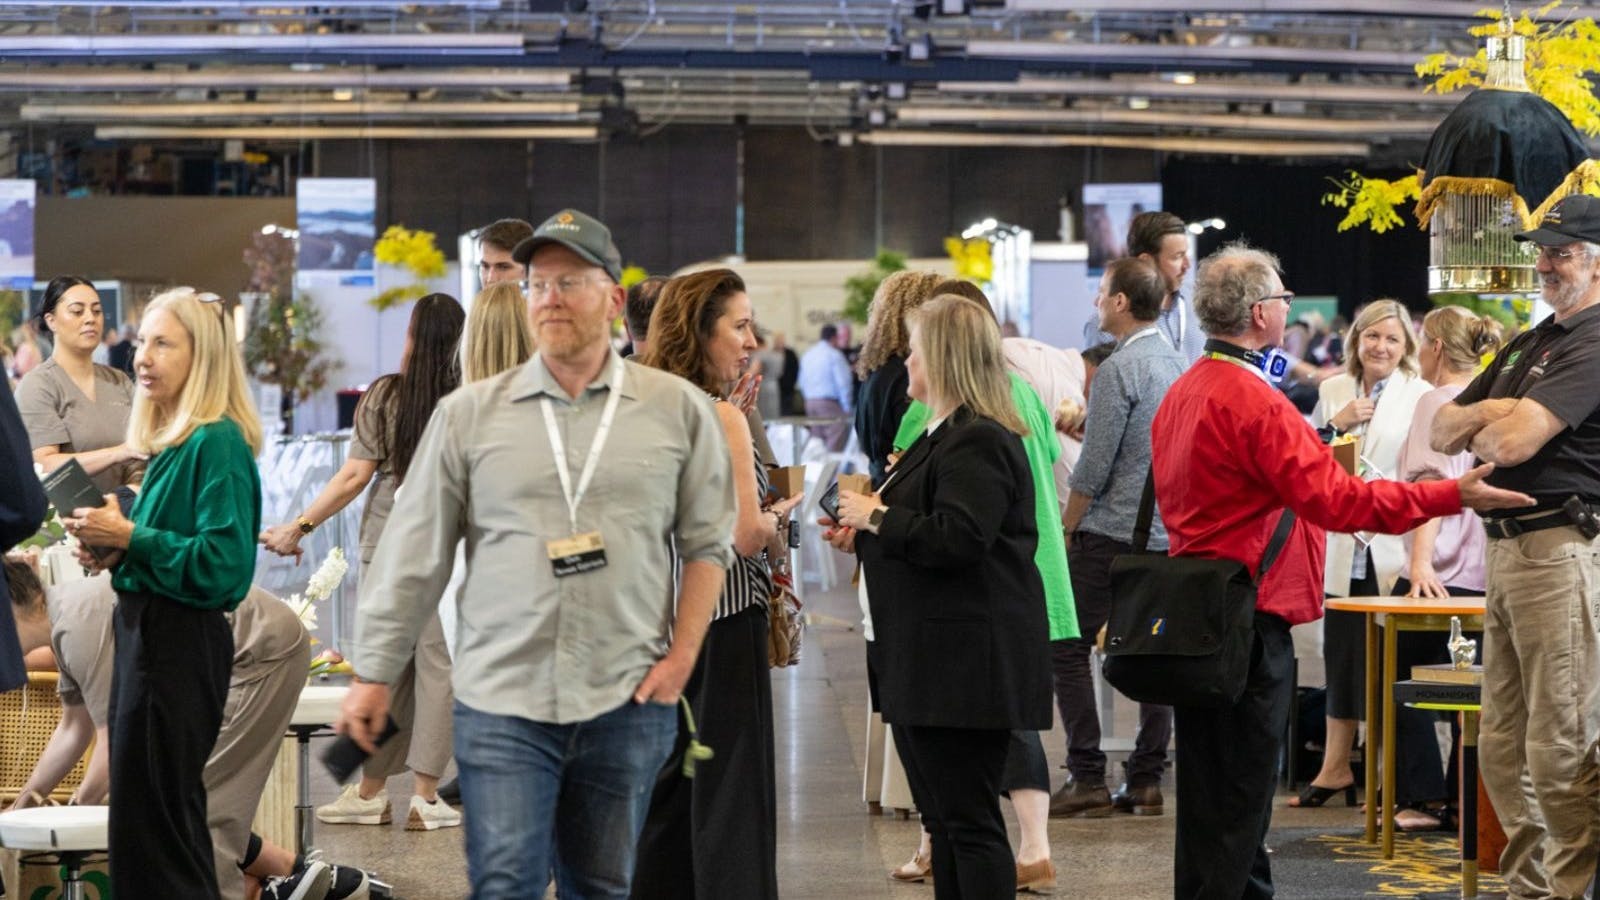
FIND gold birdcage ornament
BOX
[1416,12,1600,295]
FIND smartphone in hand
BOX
[321,715,402,784]
[819,481,841,521]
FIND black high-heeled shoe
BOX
[1291,782,1357,808]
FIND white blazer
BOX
[1313,370,1433,596]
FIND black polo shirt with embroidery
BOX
[1454,302,1600,506]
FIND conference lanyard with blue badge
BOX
[540,355,625,577]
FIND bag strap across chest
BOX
[1132,469,1296,583]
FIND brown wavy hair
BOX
[854,270,946,378]
[640,268,746,396]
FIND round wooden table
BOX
[1324,595,1485,860]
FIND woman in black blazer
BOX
[830,294,1052,899]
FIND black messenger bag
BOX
[1101,472,1294,709]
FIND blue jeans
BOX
[454,698,679,900]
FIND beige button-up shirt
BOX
[354,350,735,725]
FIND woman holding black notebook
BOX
[64,287,262,900]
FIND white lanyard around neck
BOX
[539,355,625,534]
[1122,325,1161,350]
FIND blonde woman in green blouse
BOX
[66,287,263,900]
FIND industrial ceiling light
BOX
[94,124,599,140]
[0,33,525,56]
[934,76,1458,107]
[23,99,586,121]
[859,129,1368,158]
[893,104,1442,136]
[907,34,936,62]
[0,68,572,92]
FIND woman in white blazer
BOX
[1292,299,1431,808]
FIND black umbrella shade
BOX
[1415,87,1598,229]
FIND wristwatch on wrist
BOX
[295,515,316,535]
[868,506,888,529]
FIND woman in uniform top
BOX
[16,276,144,492]
[260,293,466,832]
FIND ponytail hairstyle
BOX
[389,293,464,482]
[34,275,96,335]
[1422,305,1505,373]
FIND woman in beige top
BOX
[259,293,465,832]
[16,276,144,492]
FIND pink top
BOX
[1396,383,1486,592]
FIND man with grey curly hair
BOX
[1149,241,1534,899]
[1190,243,1286,339]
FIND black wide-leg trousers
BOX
[109,590,233,900]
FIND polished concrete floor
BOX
[309,553,1477,899]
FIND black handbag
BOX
[1101,472,1294,709]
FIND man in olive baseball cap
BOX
[512,208,623,282]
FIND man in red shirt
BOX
[1150,242,1534,899]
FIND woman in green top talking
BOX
[66,287,263,900]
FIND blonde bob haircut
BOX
[1345,298,1420,382]
[463,280,534,383]
[127,287,263,456]
[906,294,1026,437]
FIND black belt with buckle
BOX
[1483,511,1572,540]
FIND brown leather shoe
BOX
[1015,858,1057,894]
[1048,781,1113,818]
[1110,782,1164,816]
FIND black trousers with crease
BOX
[109,590,233,900]
[1173,611,1293,900]
[894,722,1013,900]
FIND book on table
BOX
[1410,663,1483,685]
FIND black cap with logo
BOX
[1515,193,1600,246]
[512,208,623,282]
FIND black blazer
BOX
[857,407,1052,731]
[0,377,48,692]
[853,355,910,488]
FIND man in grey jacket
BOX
[1052,256,1188,819]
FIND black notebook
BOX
[41,458,108,561]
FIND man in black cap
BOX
[339,207,735,899]
[1432,192,1600,900]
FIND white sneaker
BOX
[406,794,463,831]
[315,784,391,825]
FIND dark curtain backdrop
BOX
[1164,160,1431,319]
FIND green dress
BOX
[893,374,1078,640]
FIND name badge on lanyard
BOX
[548,531,608,577]
[542,356,625,578]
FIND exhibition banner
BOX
[1081,182,1162,273]
[296,177,375,286]
[0,179,36,290]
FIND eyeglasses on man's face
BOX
[1251,291,1295,307]
[526,274,605,298]
[1535,244,1582,262]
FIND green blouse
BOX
[893,373,1079,641]
[112,418,261,611]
